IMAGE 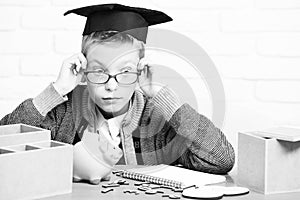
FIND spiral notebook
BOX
[118,164,226,188]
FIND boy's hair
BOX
[81,31,145,59]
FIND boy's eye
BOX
[89,68,105,73]
[121,66,134,73]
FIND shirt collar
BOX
[90,97,132,131]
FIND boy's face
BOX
[85,42,140,115]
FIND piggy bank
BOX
[73,130,123,184]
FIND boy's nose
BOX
[104,77,118,91]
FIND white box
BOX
[238,127,300,194]
[0,123,50,147]
[0,124,73,200]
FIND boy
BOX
[0,4,235,184]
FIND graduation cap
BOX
[64,3,172,43]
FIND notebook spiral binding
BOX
[120,170,184,188]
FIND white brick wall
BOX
[162,10,220,32]
[0,76,54,100]
[54,32,82,54]
[0,7,20,30]
[0,31,52,54]
[184,32,256,56]
[1,0,300,172]
[0,0,50,6]
[221,10,300,32]
[213,56,300,79]
[0,56,19,77]
[255,0,300,9]
[20,54,63,76]
[21,8,68,30]
[150,0,254,9]
[256,81,300,102]
[257,34,300,56]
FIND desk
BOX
[41,166,300,200]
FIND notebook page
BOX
[127,164,226,187]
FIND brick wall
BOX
[1,0,300,171]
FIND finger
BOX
[138,58,148,71]
[71,59,81,75]
[68,53,86,66]
[147,64,153,73]
[137,62,143,71]
[75,59,81,72]
[78,53,87,70]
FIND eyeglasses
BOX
[84,70,142,85]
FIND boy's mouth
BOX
[101,97,122,103]
[102,97,122,100]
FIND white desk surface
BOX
[41,166,300,200]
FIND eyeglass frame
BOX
[83,69,143,85]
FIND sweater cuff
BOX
[33,83,68,116]
[151,86,183,121]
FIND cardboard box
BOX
[0,124,73,200]
[238,127,300,194]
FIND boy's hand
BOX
[138,58,163,98]
[53,53,87,96]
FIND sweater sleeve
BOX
[150,86,183,121]
[169,104,235,174]
[0,83,68,138]
[150,86,235,174]
[33,83,68,117]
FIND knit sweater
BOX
[0,83,235,174]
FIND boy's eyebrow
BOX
[88,59,134,66]
[118,62,138,71]
[88,60,105,67]
[87,60,107,70]
[120,60,138,66]
[88,59,138,70]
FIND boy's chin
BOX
[101,105,121,112]
[101,105,127,116]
